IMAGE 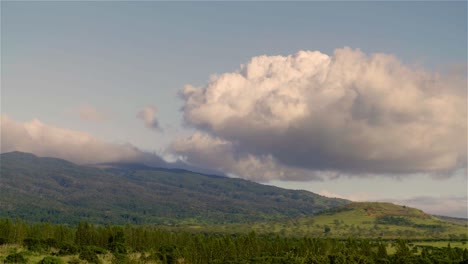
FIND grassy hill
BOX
[198,202,468,239]
[234,202,468,240]
[0,151,348,225]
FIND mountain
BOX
[0,151,348,225]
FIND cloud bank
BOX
[172,48,467,181]
[0,114,166,165]
[137,106,161,131]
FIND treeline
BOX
[1,218,467,264]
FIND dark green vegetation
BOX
[0,151,347,225]
[0,219,467,264]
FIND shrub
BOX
[79,248,101,264]
[37,256,64,264]
[58,243,79,255]
[4,252,27,264]
[44,238,59,248]
[109,242,127,255]
[86,245,107,254]
[23,238,47,252]
[111,253,128,264]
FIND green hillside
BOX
[0,151,348,225]
[202,202,468,239]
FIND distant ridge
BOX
[1,151,39,160]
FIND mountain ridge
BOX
[0,151,349,225]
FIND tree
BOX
[376,242,388,261]
[393,240,412,264]
[108,228,127,254]
[79,247,101,264]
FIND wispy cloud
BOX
[0,114,222,176]
[137,106,161,131]
[0,114,165,165]
[78,104,108,122]
[172,48,467,181]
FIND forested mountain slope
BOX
[0,151,348,224]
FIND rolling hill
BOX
[214,202,468,239]
[0,151,348,225]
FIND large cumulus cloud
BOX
[171,132,334,181]
[172,48,467,181]
[0,114,166,165]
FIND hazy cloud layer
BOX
[383,196,468,218]
[137,106,161,131]
[0,114,166,165]
[173,48,467,181]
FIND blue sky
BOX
[2,2,467,217]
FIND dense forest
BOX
[0,219,467,264]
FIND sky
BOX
[1,2,467,218]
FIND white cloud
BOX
[0,114,166,165]
[78,104,107,122]
[171,132,329,181]
[173,48,467,181]
[137,106,161,131]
